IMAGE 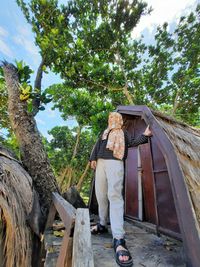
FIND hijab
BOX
[102,112,125,160]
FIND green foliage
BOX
[0,72,9,130]
[17,0,149,97]
[14,60,52,112]
[15,60,33,83]
[46,84,114,133]
[17,0,199,126]
[142,5,200,125]
[44,126,96,184]
[0,132,20,159]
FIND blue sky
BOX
[0,0,198,139]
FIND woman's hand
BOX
[90,160,97,170]
[143,125,152,136]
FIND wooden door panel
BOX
[154,171,180,233]
[125,147,138,219]
[151,138,180,234]
[140,144,157,224]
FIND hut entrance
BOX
[123,115,181,239]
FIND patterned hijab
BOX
[102,112,125,160]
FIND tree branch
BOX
[115,50,134,104]
[32,58,45,116]
[76,161,90,192]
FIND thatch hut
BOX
[0,146,34,267]
[89,105,200,267]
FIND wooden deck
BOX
[44,218,185,267]
[43,193,185,267]
[92,221,186,267]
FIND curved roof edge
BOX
[117,105,200,267]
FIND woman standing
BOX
[90,112,152,267]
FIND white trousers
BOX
[95,158,125,239]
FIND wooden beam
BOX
[52,192,76,228]
[52,193,76,267]
[56,231,73,267]
[45,202,57,230]
[72,209,94,267]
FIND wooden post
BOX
[137,148,143,221]
[51,193,76,267]
[72,209,94,267]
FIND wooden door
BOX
[140,143,157,224]
[125,117,148,220]
[124,116,180,238]
[125,146,139,219]
[150,138,181,236]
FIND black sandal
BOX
[91,223,108,235]
[113,238,133,267]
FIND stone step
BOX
[44,222,64,267]
[44,251,60,267]
[44,229,63,250]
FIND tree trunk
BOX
[32,58,45,116]
[59,166,70,189]
[58,126,82,192]
[115,50,134,105]
[65,126,82,190]
[76,162,90,192]
[172,88,181,115]
[66,167,73,190]
[2,62,59,222]
[123,85,134,105]
[71,126,82,159]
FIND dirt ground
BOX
[91,221,186,267]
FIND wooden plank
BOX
[49,193,76,267]
[72,208,94,267]
[140,143,158,225]
[125,148,138,219]
[65,237,73,267]
[45,202,57,230]
[52,192,76,228]
[137,149,143,221]
[56,231,72,267]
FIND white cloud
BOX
[0,26,8,37]
[47,108,56,118]
[0,39,14,58]
[0,25,13,58]
[13,25,40,66]
[13,34,38,56]
[132,0,197,38]
[42,131,53,141]
[35,117,46,125]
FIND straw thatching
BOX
[0,146,34,267]
[153,111,200,232]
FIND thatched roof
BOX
[152,111,200,232]
[0,146,33,267]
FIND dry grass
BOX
[0,155,33,267]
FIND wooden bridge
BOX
[43,192,185,267]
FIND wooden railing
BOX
[45,192,94,267]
